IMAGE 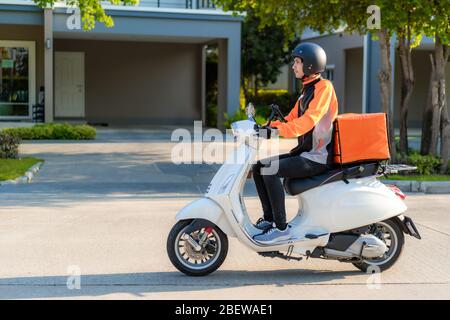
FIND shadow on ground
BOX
[0,269,361,299]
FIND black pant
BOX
[252,153,328,229]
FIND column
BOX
[44,8,53,123]
[217,35,241,131]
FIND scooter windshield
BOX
[231,120,256,137]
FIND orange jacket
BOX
[271,76,338,138]
[271,75,338,165]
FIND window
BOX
[0,41,35,118]
[324,64,335,82]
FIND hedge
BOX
[2,123,96,140]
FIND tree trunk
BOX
[397,34,415,157]
[254,76,258,98]
[429,65,441,156]
[378,28,397,161]
[425,36,448,157]
[441,99,450,173]
[242,77,249,103]
[439,44,450,173]
[420,63,435,155]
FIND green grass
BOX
[0,157,43,181]
[381,174,450,181]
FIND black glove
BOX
[258,125,278,139]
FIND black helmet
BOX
[292,42,327,76]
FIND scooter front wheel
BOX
[167,219,228,276]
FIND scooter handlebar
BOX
[267,104,287,125]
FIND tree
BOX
[386,1,423,157]
[241,9,290,100]
[419,1,450,173]
[33,0,139,30]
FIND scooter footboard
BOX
[175,198,236,237]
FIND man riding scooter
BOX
[252,42,339,244]
[168,41,421,276]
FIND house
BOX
[0,0,243,127]
[269,30,450,130]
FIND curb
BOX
[383,179,450,194]
[0,162,44,186]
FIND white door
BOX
[55,52,85,118]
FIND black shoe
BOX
[254,218,273,231]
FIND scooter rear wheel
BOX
[352,218,404,273]
[167,219,228,276]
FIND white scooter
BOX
[167,105,421,276]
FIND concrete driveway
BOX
[0,127,448,299]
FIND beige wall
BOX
[305,33,364,113]
[0,24,44,104]
[344,47,363,113]
[260,64,290,90]
[262,33,364,109]
[54,39,203,125]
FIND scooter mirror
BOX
[246,103,255,121]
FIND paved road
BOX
[0,128,448,299]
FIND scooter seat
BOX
[283,162,380,196]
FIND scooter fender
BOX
[300,177,408,233]
[175,198,236,237]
